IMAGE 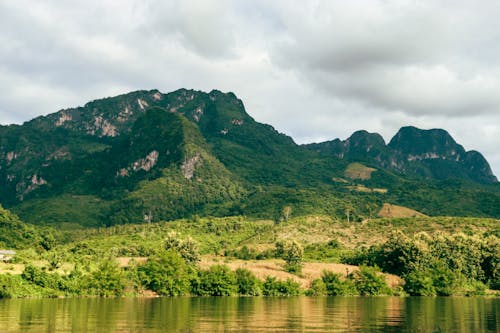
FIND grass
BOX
[377,203,427,218]
[344,163,377,180]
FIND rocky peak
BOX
[346,130,386,152]
[388,126,464,160]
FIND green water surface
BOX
[0,296,498,332]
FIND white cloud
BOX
[0,0,498,177]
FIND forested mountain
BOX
[0,89,498,227]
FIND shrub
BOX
[462,280,487,296]
[137,250,191,296]
[321,271,357,296]
[87,259,126,297]
[164,231,200,264]
[262,277,301,296]
[235,268,262,296]
[276,240,304,274]
[403,269,436,296]
[192,265,237,296]
[0,274,45,298]
[351,266,391,296]
[21,264,63,291]
[431,263,460,296]
[307,278,327,296]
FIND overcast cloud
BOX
[0,0,499,177]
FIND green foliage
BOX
[350,266,391,296]
[235,268,262,296]
[21,264,62,291]
[304,240,342,262]
[137,250,191,296]
[306,278,327,296]
[276,240,304,274]
[347,231,500,296]
[403,269,436,296]
[321,271,357,296]
[0,274,46,298]
[87,259,126,297]
[262,277,301,296]
[0,205,42,249]
[225,245,275,261]
[164,232,200,264]
[192,265,238,296]
[430,262,461,296]
[13,195,111,228]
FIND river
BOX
[0,296,498,332]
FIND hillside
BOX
[0,88,499,227]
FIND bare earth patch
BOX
[378,203,427,218]
[344,163,377,180]
[199,256,402,288]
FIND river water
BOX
[0,296,498,332]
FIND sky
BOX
[0,0,499,177]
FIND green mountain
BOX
[0,89,498,227]
[305,126,497,184]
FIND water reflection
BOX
[0,296,497,332]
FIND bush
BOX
[304,240,341,262]
[137,250,191,296]
[192,265,237,296]
[87,259,126,297]
[431,263,460,296]
[464,280,487,296]
[351,266,391,296]
[307,278,326,296]
[276,240,303,274]
[164,232,200,264]
[403,269,436,296]
[235,268,262,296]
[0,274,45,298]
[321,271,357,296]
[224,246,274,261]
[262,277,301,296]
[21,264,63,291]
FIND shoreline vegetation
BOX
[1,213,499,299]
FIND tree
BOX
[137,250,190,296]
[192,265,237,296]
[351,266,391,296]
[88,259,126,297]
[276,240,304,274]
[164,231,199,264]
[282,206,292,221]
[235,268,262,296]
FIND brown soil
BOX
[199,256,402,288]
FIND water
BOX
[0,297,498,332]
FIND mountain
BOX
[305,126,497,184]
[0,89,498,227]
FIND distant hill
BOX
[0,89,498,227]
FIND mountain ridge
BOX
[1,88,498,227]
[305,125,497,184]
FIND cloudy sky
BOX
[1,0,499,177]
